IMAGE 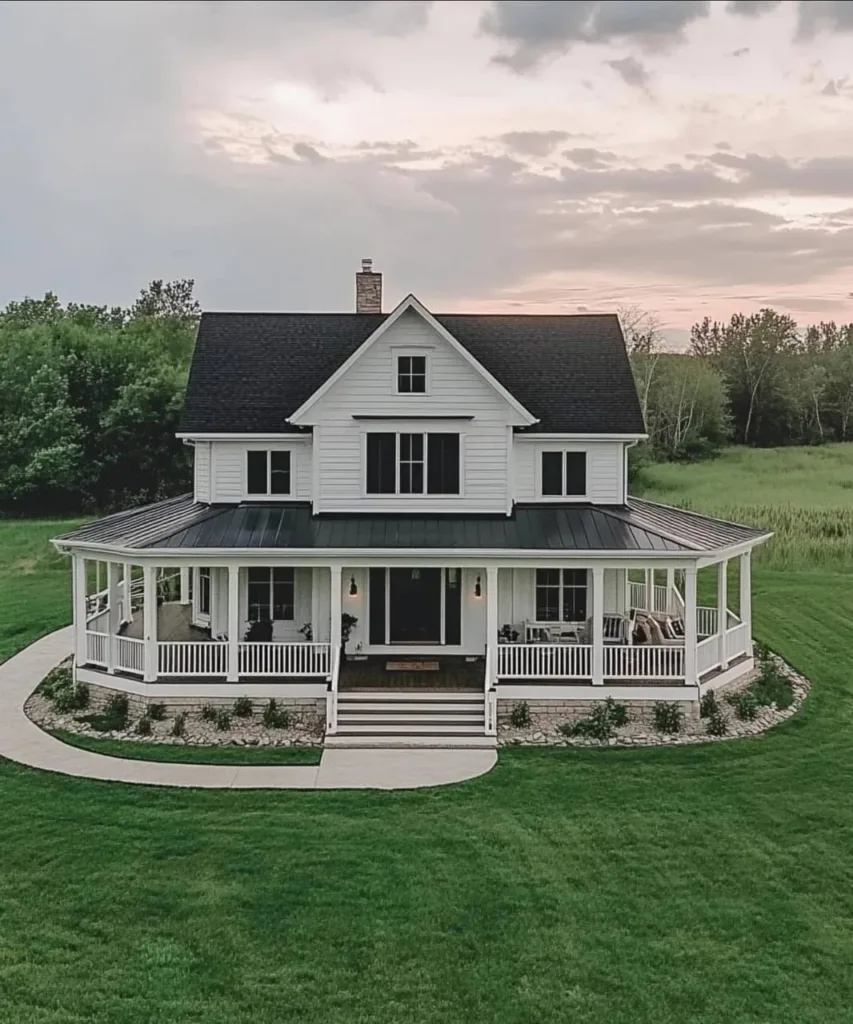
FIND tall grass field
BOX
[1,445,853,1024]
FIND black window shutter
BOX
[367,433,396,494]
[564,452,587,495]
[541,451,563,495]
[247,450,268,494]
[369,569,386,645]
[427,434,460,494]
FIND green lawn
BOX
[2,452,853,1023]
[49,730,323,765]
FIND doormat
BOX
[385,660,440,671]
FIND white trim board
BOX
[287,294,538,427]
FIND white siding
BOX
[513,440,626,504]
[193,442,211,502]
[207,440,312,503]
[303,309,523,513]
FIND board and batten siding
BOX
[205,440,312,503]
[304,308,526,513]
[513,439,626,504]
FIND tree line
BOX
[1,283,851,517]
[623,305,853,464]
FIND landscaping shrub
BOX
[558,698,629,741]
[38,666,73,698]
[213,709,231,731]
[51,682,90,713]
[653,701,683,734]
[262,698,291,730]
[171,712,187,738]
[509,701,531,729]
[749,649,795,709]
[148,702,167,722]
[136,715,153,736]
[727,690,759,721]
[82,693,130,732]
[233,696,254,718]
[700,691,719,718]
[200,704,218,722]
[706,710,728,736]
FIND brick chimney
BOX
[355,258,382,313]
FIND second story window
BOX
[541,451,587,498]
[247,450,291,496]
[367,433,460,495]
[397,354,427,394]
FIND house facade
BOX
[54,260,770,746]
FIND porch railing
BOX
[725,622,750,663]
[498,643,592,679]
[116,636,144,676]
[239,642,331,677]
[85,630,107,667]
[629,582,682,616]
[603,644,684,680]
[158,641,229,677]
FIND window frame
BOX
[392,347,431,396]
[198,567,211,616]
[364,430,462,497]
[244,448,293,499]
[535,568,588,623]
[536,447,589,501]
[246,567,295,622]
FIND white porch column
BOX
[666,567,675,615]
[486,565,499,683]
[142,563,158,682]
[740,550,752,656]
[330,565,343,653]
[180,566,190,605]
[107,561,121,674]
[717,558,729,670]
[644,567,653,612]
[227,564,240,681]
[122,562,132,623]
[72,554,87,675]
[592,565,604,685]
[683,566,698,685]
[311,567,321,640]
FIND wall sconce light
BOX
[349,576,358,596]
[474,575,482,597]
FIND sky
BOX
[1,0,852,346]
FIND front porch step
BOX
[338,691,482,702]
[334,723,485,735]
[325,734,497,749]
[339,713,484,726]
[331,688,488,747]
[338,702,484,715]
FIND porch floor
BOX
[121,603,209,643]
[339,656,484,692]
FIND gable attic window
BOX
[396,354,427,394]
[541,451,587,498]
[366,432,460,495]
[247,450,291,496]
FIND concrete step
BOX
[338,715,485,728]
[325,734,497,749]
[338,702,484,715]
[335,723,486,735]
[338,691,484,703]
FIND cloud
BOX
[479,0,711,72]
[728,0,853,37]
[499,130,575,156]
[606,56,652,91]
[726,1,780,14]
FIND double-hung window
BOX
[541,451,587,497]
[247,450,291,496]
[366,432,460,495]
[396,354,427,394]
[535,569,588,622]
[247,568,294,622]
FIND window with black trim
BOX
[366,432,460,495]
[198,568,211,616]
[247,450,291,496]
[541,450,587,497]
[247,567,294,621]
[397,354,427,393]
[535,569,587,622]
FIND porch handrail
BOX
[696,634,719,677]
[84,629,107,667]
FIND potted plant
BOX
[243,619,273,642]
[340,613,358,661]
[498,624,519,644]
[299,622,313,642]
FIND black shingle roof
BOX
[54,496,769,554]
[178,311,645,435]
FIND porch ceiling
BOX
[54,494,768,557]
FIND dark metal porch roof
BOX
[54,495,768,555]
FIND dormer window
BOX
[541,450,587,498]
[396,354,427,394]
[247,449,291,496]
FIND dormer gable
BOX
[287,294,538,428]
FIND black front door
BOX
[389,568,442,643]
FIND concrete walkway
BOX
[0,628,497,790]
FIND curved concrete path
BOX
[0,628,497,790]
